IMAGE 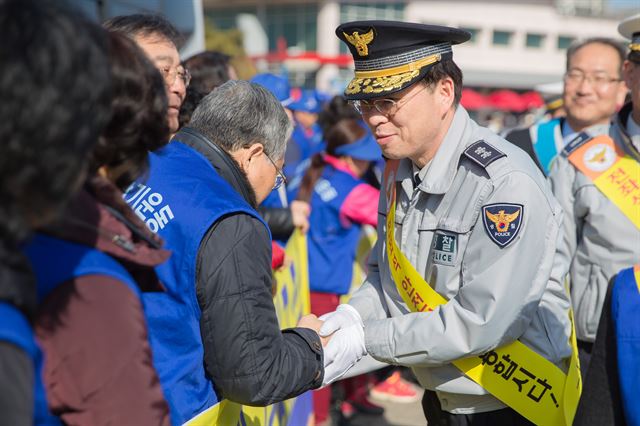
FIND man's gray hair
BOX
[189,80,292,160]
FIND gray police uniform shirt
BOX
[348,106,572,414]
[549,104,640,343]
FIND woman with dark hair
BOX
[288,118,382,425]
[24,31,171,425]
[0,1,112,423]
[184,51,235,92]
[316,95,383,189]
[178,50,236,128]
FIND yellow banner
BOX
[185,229,314,426]
[341,225,377,304]
[383,160,581,425]
[568,135,640,229]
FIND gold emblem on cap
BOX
[343,29,374,57]
[345,54,441,95]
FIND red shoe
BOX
[370,371,420,403]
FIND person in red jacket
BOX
[29,31,172,425]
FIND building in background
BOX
[203,0,629,95]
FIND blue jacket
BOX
[126,141,269,424]
[289,123,324,168]
[0,302,57,425]
[20,233,145,425]
[295,164,362,295]
[612,265,640,426]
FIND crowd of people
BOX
[1,0,639,425]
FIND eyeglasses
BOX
[564,70,621,89]
[265,153,287,190]
[350,84,428,116]
[157,64,191,87]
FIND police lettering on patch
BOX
[482,203,524,248]
[432,231,457,266]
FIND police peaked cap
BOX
[336,20,470,100]
[618,14,640,63]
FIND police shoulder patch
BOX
[482,203,524,248]
[463,140,506,168]
[562,132,592,156]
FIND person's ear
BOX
[237,143,264,171]
[246,143,265,163]
[621,60,634,104]
[437,77,455,114]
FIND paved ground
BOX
[335,390,427,426]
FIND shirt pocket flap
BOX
[418,179,487,233]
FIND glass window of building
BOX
[492,30,512,46]
[264,4,318,52]
[207,7,252,30]
[526,33,545,48]
[207,5,318,53]
[557,35,574,50]
[460,27,480,44]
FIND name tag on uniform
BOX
[432,231,457,266]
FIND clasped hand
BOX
[297,304,367,386]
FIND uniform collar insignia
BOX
[463,140,506,169]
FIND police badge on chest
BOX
[431,231,457,266]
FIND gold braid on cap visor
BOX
[630,43,640,51]
[346,54,441,95]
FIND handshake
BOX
[298,304,368,386]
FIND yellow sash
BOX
[383,160,581,425]
[568,135,640,229]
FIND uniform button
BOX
[314,370,321,381]
[313,341,321,351]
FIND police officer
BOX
[504,38,627,175]
[548,17,640,375]
[309,21,579,426]
[574,17,640,425]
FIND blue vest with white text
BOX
[611,266,640,426]
[297,165,361,295]
[20,233,143,425]
[125,141,268,425]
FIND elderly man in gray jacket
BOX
[306,20,579,426]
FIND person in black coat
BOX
[140,81,324,417]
